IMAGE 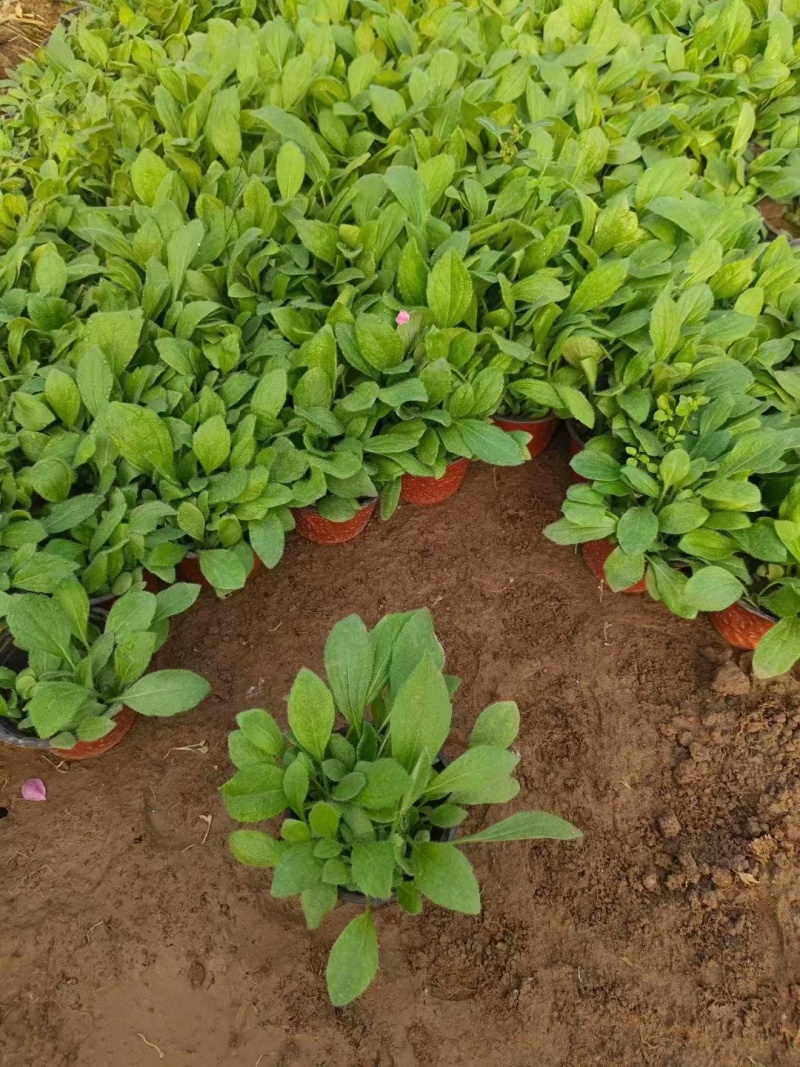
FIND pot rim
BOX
[564,419,587,445]
[727,599,777,624]
[294,496,378,519]
[493,412,559,427]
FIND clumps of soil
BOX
[644,655,800,908]
[0,0,62,78]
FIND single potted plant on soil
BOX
[221,608,581,1005]
[708,481,800,675]
[0,582,209,757]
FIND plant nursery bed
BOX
[1,439,799,1067]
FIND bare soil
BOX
[0,0,62,80]
[2,433,800,1067]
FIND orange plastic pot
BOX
[400,458,469,506]
[493,414,559,459]
[177,553,262,588]
[583,538,647,594]
[709,601,776,651]
[50,705,137,761]
[293,499,377,545]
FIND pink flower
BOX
[395,310,410,326]
[21,778,46,802]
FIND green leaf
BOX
[114,630,157,686]
[28,682,92,738]
[121,669,209,717]
[326,912,379,1006]
[237,708,286,756]
[277,141,306,199]
[167,219,204,297]
[427,250,473,328]
[106,590,157,635]
[309,801,340,838]
[455,420,524,466]
[425,746,518,801]
[193,416,231,475]
[249,514,285,569]
[6,594,73,661]
[76,716,116,743]
[457,811,583,844]
[390,654,452,772]
[252,106,330,182]
[358,758,411,808]
[228,730,266,768]
[288,668,335,762]
[252,367,288,421]
[753,617,800,679]
[332,771,366,801]
[352,840,395,899]
[649,291,681,359]
[271,841,322,898]
[198,549,248,593]
[103,402,176,480]
[294,218,339,266]
[658,501,709,535]
[206,87,241,166]
[683,567,744,612]
[76,349,113,416]
[229,829,284,868]
[85,310,143,375]
[603,548,645,592]
[324,614,374,726]
[410,842,480,914]
[616,507,659,554]
[570,451,621,481]
[385,166,429,228]
[131,148,169,206]
[220,764,287,822]
[469,701,519,748]
[283,756,309,816]
[300,883,338,929]
[153,583,200,621]
[567,260,627,314]
[355,313,404,371]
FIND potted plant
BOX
[221,608,581,1005]
[545,403,796,614]
[0,582,209,758]
[707,487,800,676]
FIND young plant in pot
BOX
[221,609,581,1006]
[545,405,797,615]
[707,480,800,676]
[0,581,209,756]
[101,402,292,595]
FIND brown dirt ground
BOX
[2,432,800,1067]
[0,0,63,80]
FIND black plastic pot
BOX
[0,634,49,749]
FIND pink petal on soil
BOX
[395,310,410,326]
[21,778,47,802]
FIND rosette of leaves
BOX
[99,400,295,596]
[712,478,800,677]
[0,581,208,746]
[221,608,581,1006]
[545,403,799,618]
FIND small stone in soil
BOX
[712,662,750,697]
[658,814,681,839]
[642,873,659,893]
